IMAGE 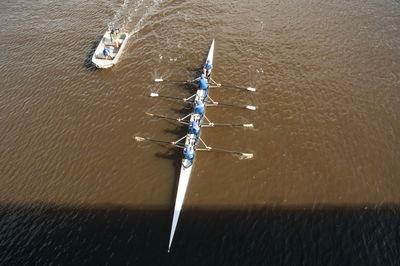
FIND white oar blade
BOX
[243,124,254,128]
[247,87,256,92]
[150,93,159,97]
[154,78,163,82]
[246,106,256,111]
[133,136,146,142]
[240,153,254,159]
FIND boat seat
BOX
[103,41,117,46]
[96,53,117,60]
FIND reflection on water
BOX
[0,203,398,264]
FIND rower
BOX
[203,59,212,78]
[183,145,194,160]
[194,100,204,115]
[188,120,200,135]
[198,74,209,91]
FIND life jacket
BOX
[198,78,208,90]
[103,47,111,56]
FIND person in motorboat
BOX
[203,59,212,78]
[194,100,204,115]
[110,28,121,48]
[189,120,200,135]
[103,47,113,60]
[183,144,194,160]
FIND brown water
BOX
[0,0,399,264]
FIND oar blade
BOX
[240,153,254,159]
[145,112,154,117]
[150,93,159,97]
[154,78,163,82]
[220,84,256,92]
[243,124,254,128]
[133,136,146,142]
[246,105,256,111]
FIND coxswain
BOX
[194,100,204,115]
[189,120,200,135]
[183,145,194,160]
[203,59,212,78]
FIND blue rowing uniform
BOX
[198,77,208,90]
[203,63,212,71]
[189,120,200,135]
[183,146,194,160]
[194,101,204,115]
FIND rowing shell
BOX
[168,40,215,252]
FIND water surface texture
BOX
[0,0,399,264]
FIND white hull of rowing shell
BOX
[168,39,215,252]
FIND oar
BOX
[145,112,190,124]
[154,78,190,83]
[151,93,255,110]
[203,123,254,127]
[209,78,256,92]
[149,93,193,102]
[198,146,253,159]
[219,84,256,92]
[207,101,256,111]
[133,136,185,148]
[145,112,178,121]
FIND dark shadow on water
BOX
[186,66,203,78]
[84,36,102,71]
[163,127,187,136]
[0,203,399,265]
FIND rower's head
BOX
[206,59,211,64]
[201,74,205,79]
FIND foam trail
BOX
[108,0,137,30]
[106,0,164,36]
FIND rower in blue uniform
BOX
[194,100,204,115]
[183,145,194,160]
[189,120,200,135]
[203,59,212,78]
[198,74,208,90]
